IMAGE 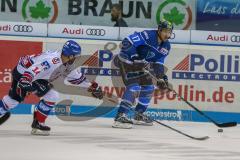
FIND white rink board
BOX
[0,36,240,115]
[43,38,240,113]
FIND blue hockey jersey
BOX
[119,30,171,64]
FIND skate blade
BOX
[133,120,153,126]
[112,121,133,129]
[31,128,50,136]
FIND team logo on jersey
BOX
[146,51,155,59]
[172,54,240,82]
[52,57,60,64]
[20,56,33,68]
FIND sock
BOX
[135,85,154,113]
[118,84,140,114]
[35,100,55,123]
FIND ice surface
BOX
[0,115,240,160]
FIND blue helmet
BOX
[62,40,81,57]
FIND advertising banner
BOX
[170,45,239,113]
[191,30,240,46]
[0,36,240,122]
[0,39,43,103]
[44,40,240,122]
[0,21,47,36]
[0,0,196,30]
[196,0,240,32]
[48,24,119,40]
[43,40,240,115]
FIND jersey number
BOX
[131,35,140,42]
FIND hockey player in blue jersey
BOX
[112,20,173,129]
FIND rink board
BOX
[1,36,240,124]
[10,104,239,124]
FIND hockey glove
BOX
[88,82,103,99]
[17,72,34,98]
[18,72,33,92]
[157,74,169,90]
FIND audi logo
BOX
[86,29,106,36]
[13,25,33,32]
[231,35,240,43]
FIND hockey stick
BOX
[143,68,237,128]
[105,97,209,140]
[150,118,209,140]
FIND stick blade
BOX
[192,136,209,141]
[0,112,10,125]
[217,122,237,128]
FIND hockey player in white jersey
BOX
[0,40,103,135]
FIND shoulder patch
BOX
[159,48,169,55]
[143,31,149,40]
[52,57,61,64]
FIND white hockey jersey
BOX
[16,50,91,88]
